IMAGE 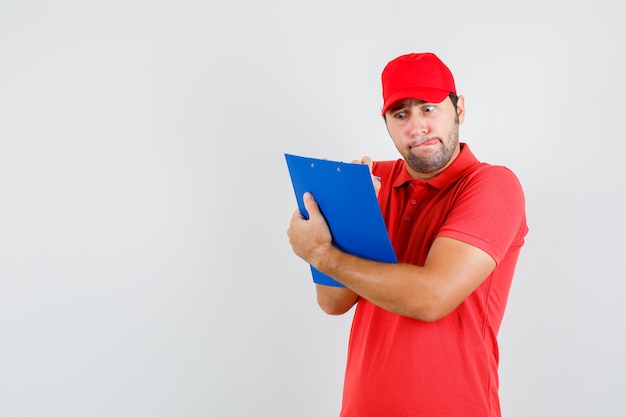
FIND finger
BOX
[287,208,307,242]
[302,192,321,219]
[358,156,378,181]
[290,208,304,222]
[360,156,373,170]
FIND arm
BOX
[315,285,359,315]
[287,192,496,322]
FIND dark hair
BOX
[448,92,459,111]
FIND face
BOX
[385,96,465,179]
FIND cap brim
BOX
[382,87,450,116]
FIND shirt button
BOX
[411,199,417,205]
[405,216,411,222]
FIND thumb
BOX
[302,192,322,219]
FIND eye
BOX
[393,111,408,119]
[423,105,436,113]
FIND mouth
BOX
[410,137,440,149]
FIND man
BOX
[287,52,528,416]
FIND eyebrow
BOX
[389,99,428,113]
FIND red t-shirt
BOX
[340,144,528,417]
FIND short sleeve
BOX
[437,166,528,264]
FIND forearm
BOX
[311,246,440,321]
[310,237,495,322]
[315,285,359,315]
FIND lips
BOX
[410,138,440,148]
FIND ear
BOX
[456,95,466,125]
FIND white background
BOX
[1,1,625,416]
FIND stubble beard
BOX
[405,122,459,174]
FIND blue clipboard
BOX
[285,154,397,287]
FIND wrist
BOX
[310,244,341,276]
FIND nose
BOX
[408,113,428,137]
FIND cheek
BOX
[386,122,406,138]
[386,126,402,142]
[389,133,407,152]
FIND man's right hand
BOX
[352,156,380,197]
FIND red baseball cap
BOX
[381,52,456,116]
